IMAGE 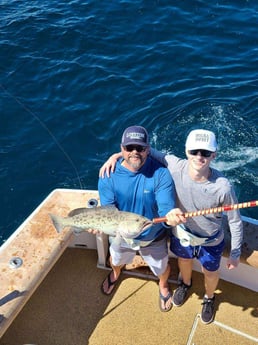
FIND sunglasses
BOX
[123,145,147,153]
[188,149,213,157]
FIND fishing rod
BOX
[152,200,258,224]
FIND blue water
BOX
[1,0,257,244]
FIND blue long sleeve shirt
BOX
[98,156,176,242]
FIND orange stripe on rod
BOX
[152,200,258,224]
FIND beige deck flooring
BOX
[0,248,257,345]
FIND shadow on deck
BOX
[1,248,257,345]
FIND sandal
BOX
[159,290,172,312]
[101,271,120,296]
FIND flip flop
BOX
[159,290,172,312]
[101,271,120,296]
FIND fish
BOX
[49,206,153,249]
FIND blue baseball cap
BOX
[121,126,149,147]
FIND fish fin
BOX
[68,208,89,217]
[73,227,83,235]
[111,233,122,249]
[49,213,65,233]
[68,205,118,217]
[123,238,141,250]
[99,205,119,212]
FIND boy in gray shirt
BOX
[156,129,243,324]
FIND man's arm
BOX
[155,167,186,227]
[224,186,243,270]
[99,152,122,178]
[150,148,168,166]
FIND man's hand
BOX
[227,257,239,270]
[165,208,186,227]
[99,153,122,178]
[87,228,102,235]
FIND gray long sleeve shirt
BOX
[151,149,243,260]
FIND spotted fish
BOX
[49,206,153,249]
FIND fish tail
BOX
[49,213,65,233]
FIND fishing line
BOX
[0,84,83,189]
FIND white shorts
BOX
[110,237,169,277]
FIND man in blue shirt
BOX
[98,125,177,312]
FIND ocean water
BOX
[1,0,257,244]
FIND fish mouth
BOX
[142,220,153,231]
[120,220,153,239]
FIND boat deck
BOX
[0,188,257,345]
[1,248,257,345]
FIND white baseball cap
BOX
[185,129,217,152]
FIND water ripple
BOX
[0,0,258,242]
